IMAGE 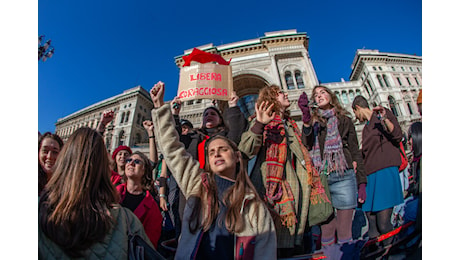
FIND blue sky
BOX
[38,0,422,133]
[4,1,460,255]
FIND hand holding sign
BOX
[228,91,239,108]
[150,81,165,108]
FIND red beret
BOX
[112,145,132,160]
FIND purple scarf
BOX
[310,109,348,175]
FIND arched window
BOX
[406,77,412,86]
[377,75,385,88]
[388,96,399,116]
[295,70,305,89]
[237,94,258,119]
[363,83,371,97]
[356,89,362,96]
[285,71,295,90]
[341,91,349,104]
[383,75,390,88]
[135,133,142,144]
[118,130,125,146]
[335,92,341,105]
[137,113,141,125]
[105,134,112,150]
[407,102,413,115]
[349,90,355,102]
[120,112,125,124]
[125,111,130,123]
[367,79,375,92]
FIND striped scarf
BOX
[310,109,348,175]
[263,115,298,227]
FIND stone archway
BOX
[233,74,269,118]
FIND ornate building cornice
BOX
[350,49,422,80]
[174,29,309,67]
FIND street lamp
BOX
[38,35,55,62]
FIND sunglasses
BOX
[125,158,143,165]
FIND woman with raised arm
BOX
[39,127,153,258]
[170,89,248,245]
[173,91,247,166]
[149,81,276,259]
[96,109,133,186]
[300,85,367,258]
[237,84,313,258]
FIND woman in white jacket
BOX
[149,81,276,260]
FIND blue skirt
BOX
[362,166,404,212]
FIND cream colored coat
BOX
[151,104,276,260]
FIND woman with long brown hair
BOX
[300,85,366,258]
[149,81,276,259]
[38,127,153,258]
[238,84,314,258]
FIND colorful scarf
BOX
[263,114,313,227]
[310,109,348,175]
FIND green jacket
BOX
[39,205,153,259]
[238,119,312,249]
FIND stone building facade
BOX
[347,49,422,141]
[54,30,421,154]
[55,86,154,153]
[174,29,318,128]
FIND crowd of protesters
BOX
[38,77,422,259]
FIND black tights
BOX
[366,208,394,246]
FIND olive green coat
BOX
[238,119,312,249]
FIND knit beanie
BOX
[112,145,132,160]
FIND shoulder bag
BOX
[308,167,333,226]
[122,208,165,260]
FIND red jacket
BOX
[111,170,123,186]
[116,183,162,248]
